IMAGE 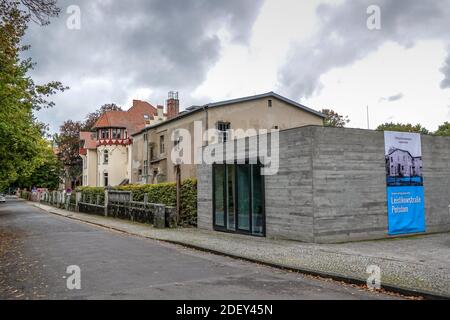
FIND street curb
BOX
[31,202,449,300]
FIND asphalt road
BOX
[0,199,398,300]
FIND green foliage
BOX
[434,122,450,136]
[376,122,430,134]
[179,179,197,226]
[15,143,62,190]
[76,179,198,226]
[321,108,350,128]
[54,120,83,185]
[0,0,66,191]
[76,186,105,204]
[20,190,30,200]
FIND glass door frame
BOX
[212,161,266,237]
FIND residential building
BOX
[386,148,423,177]
[131,91,325,184]
[79,99,168,186]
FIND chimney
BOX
[157,105,164,119]
[166,91,179,119]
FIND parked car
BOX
[0,194,6,203]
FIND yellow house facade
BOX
[130,92,325,185]
[80,92,324,187]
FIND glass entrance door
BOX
[213,163,265,236]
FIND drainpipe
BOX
[145,128,149,184]
[202,105,209,147]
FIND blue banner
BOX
[387,186,425,235]
[384,131,426,235]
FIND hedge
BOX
[76,178,197,226]
[76,186,105,205]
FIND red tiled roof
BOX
[79,131,97,149]
[92,100,158,135]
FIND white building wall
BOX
[97,145,129,187]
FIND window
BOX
[143,133,148,141]
[149,145,154,160]
[173,130,181,150]
[103,150,109,164]
[143,160,148,175]
[160,135,165,154]
[101,129,109,139]
[103,172,109,187]
[112,128,122,139]
[213,163,264,236]
[268,99,272,107]
[217,122,230,143]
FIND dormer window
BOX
[100,129,109,139]
[112,128,122,139]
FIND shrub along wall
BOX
[76,179,197,226]
[76,187,105,205]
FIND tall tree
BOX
[0,0,66,191]
[321,109,350,127]
[82,103,122,130]
[376,122,430,134]
[434,121,450,136]
[16,142,62,189]
[55,120,83,188]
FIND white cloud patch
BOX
[278,0,450,99]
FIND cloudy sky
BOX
[25,0,450,133]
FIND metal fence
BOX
[30,189,177,228]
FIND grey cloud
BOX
[25,0,264,131]
[440,52,450,89]
[278,0,450,99]
[380,93,404,102]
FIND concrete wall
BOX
[197,126,450,243]
[311,127,388,243]
[263,127,315,242]
[197,126,316,242]
[422,135,450,233]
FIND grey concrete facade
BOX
[197,126,450,243]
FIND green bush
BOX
[75,178,197,226]
[20,190,30,200]
[76,186,105,205]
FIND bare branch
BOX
[19,0,60,25]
